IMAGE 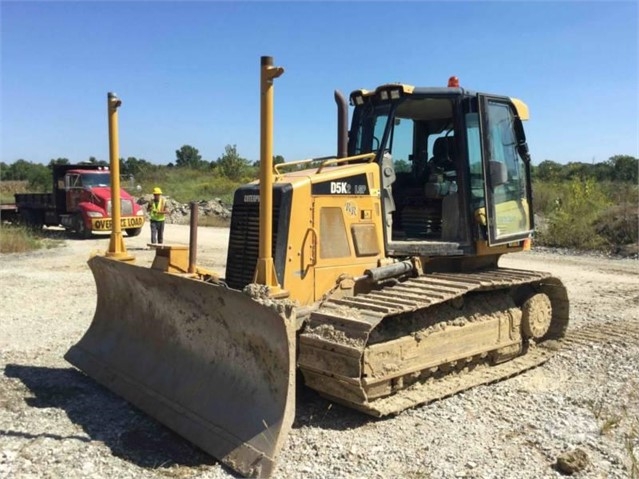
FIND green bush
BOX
[215,145,250,181]
[532,181,563,216]
[535,178,612,250]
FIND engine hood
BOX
[89,187,135,201]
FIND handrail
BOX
[315,153,375,173]
[273,156,334,174]
[274,152,376,175]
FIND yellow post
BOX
[105,92,134,262]
[253,56,286,296]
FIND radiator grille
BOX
[225,185,291,291]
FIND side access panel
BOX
[66,256,296,478]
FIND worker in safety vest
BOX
[148,187,170,244]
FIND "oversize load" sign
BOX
[91,216,145,231]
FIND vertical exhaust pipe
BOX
[334,90,348,158]
[254,56,286,296]
[106,92,134,262]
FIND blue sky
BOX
[1,1,637,166]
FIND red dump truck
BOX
[10,164,145,238]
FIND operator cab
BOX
[348,82,534,258]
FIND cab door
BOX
[478,95,534,245]
[65,173,83,212]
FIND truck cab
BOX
[56,166,145,238]
[14,163,145,238]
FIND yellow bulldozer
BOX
[66,56,569,478]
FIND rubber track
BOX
[298,268,570,417]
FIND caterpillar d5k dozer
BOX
[66,57,569,478]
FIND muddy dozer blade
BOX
[65,255,296,478]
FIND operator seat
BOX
[429,136,456,172]
[425,136,457,198]
[427,136,460,241]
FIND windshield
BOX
[80,173,111,187]
[350,96,455,173]
[351,103,391,156]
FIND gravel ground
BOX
[1,224,638,479]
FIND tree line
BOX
[0,144,287,191]
[532,155,637,183]
[1,149,636,193]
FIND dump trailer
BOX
[66,57,569,478]
[14,164,145,238]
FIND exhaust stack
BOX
[334,90,348,158]
[254,56,286,296]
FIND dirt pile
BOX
[136,195,231,225]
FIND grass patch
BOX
[136,168,244,205]
[0,224,63,253]
[0,225,44,253]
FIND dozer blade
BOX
[65,255,296,478]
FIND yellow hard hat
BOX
[153,187,162,195]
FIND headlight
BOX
[136,209,144,216]
[86,211,103,218]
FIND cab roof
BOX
[349,83,529,120]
